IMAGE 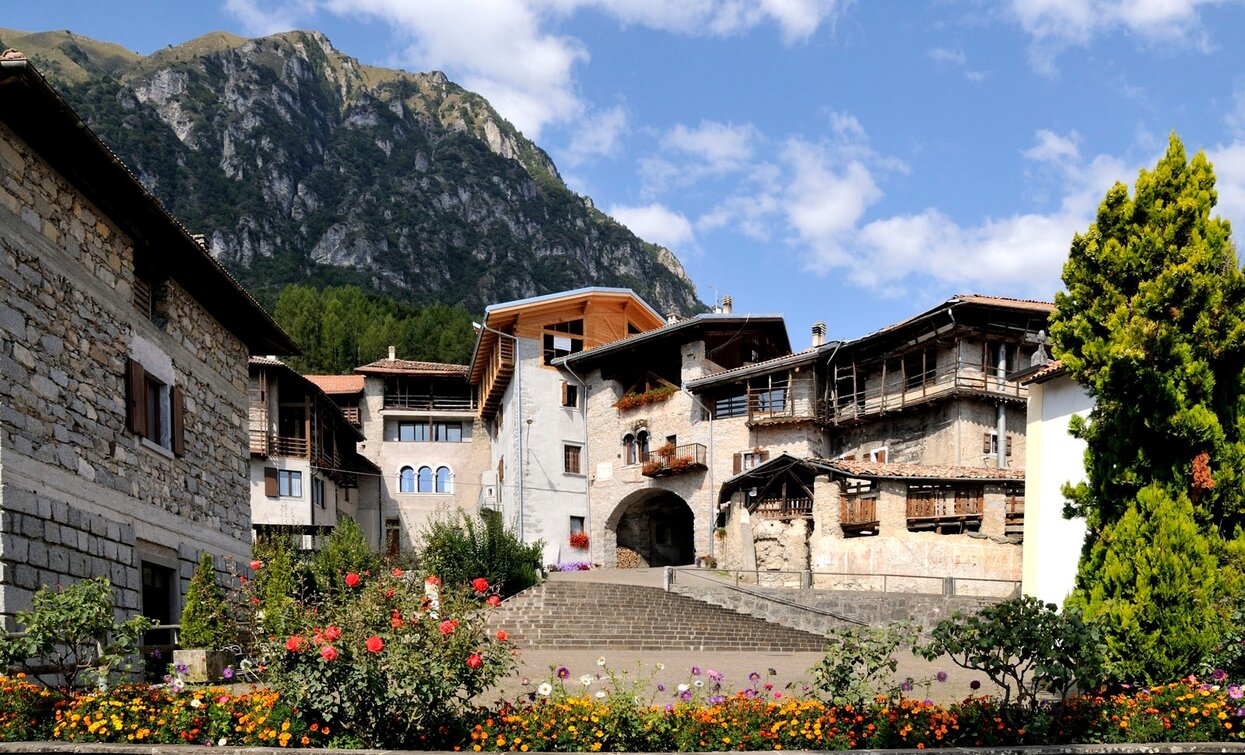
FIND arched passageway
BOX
[607,489,695,567]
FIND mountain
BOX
[0,27,704,316]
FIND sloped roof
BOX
[1020,359,1066,385]
[355,358,469,377]
[304,374,365,394]
[685,342,838,391]
[556,312,789,367]
[827,459,1025,481]
[248,357,364,442]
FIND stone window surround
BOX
[129,333,176,454]
[395,464,453,494]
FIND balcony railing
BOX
[640,443,708,478]
[269,435,309,458]
[383,393,476,412]
[340,405,360,426]
[821,360,1028,425]
[753,496,813,520]
[746,381,816,424]
[839,496,878,533]
[906,488,983,532]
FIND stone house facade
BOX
[0,53,294,630]
[248,359,380,544]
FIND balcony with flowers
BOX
[640,442,708,478]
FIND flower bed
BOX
[614,385,678,411]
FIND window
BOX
[636,430,649,460]
[384,518,401,557]
[904,349,934,390]
[278,470,302,497]
[436,466,452,493]
[561,382,579,408]
[869,447,888,463]
[417,466,433,493]
[734,449,769,473]
[983,432,1013,458]
[312,477,325,508]
[398,421,429,442]
[399,466,415,493]
[569,516,585,534]
[714,393,748,419]
[564,444,583,475]
[542,319,584,364]
[985,343,1018,373]
[132,264,165,325]
[126,358,184,455]
[434,422,462,442]
[497,456,505,483]
[623,433,636,465]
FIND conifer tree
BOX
[179,553,236,650]
[1051,134,1245,680]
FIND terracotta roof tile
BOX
[355,358,469,377]
[1021,359,1066,384]
[826,459,1025,481]
[304,374,365,394]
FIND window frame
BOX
[435,466,453,493]
[564,443,583,475]
[278,469,303,498]
[417,466,434,493]
[399,466,416,493]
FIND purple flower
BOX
[1230,685,1244,700]
[175,663,188,675]
[935,670,948,683]
[222,667,234,680]
[970,680,982,691]
[923,699,934,707]
[1236,707,1245,718]
[151,648,162,660]
[679,689,693,701]
[748,671,761,683]
[556,666,569,679]
[656,684,665,692]
[1213,668,1229,682]
[900,679,914,693]
[691,665,701,675]
[709,695,725,704]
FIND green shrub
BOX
[251,533,298,638]
[812,622,919,706]
[310,518,379,599]
[179,553,236,650]
[418,512,542,597]
[0,578,150,689]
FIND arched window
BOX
[436,466,452,493]
[417,466,433,493]
[399,466,415,493]
[623,433,636,465]
[636,430,650,461]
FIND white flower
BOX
[693,679,704,687]
[654,662,665,671]
[538,682,553,696]
[580,674,594,686]
[596,656,607,666]
[677,683,689,692]
[218,739,228,747]
[189,698,202,708]
[594,690,607,699]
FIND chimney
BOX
[388,345,396,360]
[721,295,733,314]
[811,322,827,348]
[190,233,208,249]
[667,312,680,324]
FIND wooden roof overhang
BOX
[0,53,296,355]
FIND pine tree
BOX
[1051,133,1245,680]
[179,553,236,650]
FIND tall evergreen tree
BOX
[1051,134,1245,680]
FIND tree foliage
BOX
[178,553,237,650]
[309,518,380,600]
[1051,133,1245,680]
[418,513,542,598]
[272,284,475,374]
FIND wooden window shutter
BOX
[1006,435,1013,457]
[264,467,279,497]
[759,450,770,463]
[982,432,993,455]
[732,452,742,474]
[126,358,147,435]
[561,382,569,406]
[170,385,186,457]
[874,449,886,463]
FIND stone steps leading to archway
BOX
[486,578,828,651]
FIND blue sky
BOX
[8,1,1245,346]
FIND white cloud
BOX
[224,0,317,35]
[563,106,628,165]
[927,47,987,82]
[607,203,696,250]
[1008,0,1224,73]
[559,0,842,43]
[664,121,760,170]
[1208,141,1245,227]
[1023,129,1082,165]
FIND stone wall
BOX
[0,121,253,627]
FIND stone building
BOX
[0,53,295,630]
[248,358,381,545]
[469,288,668,565]
[350,349,487,554]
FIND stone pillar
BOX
[981,485,1007,536]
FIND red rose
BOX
[319,645,338,661]
[344,572,361,587]
[496,630,508,641]
[391,616,404,629]
[392,568,404,577]
[286,635,305,652]
[365,636,384,653]
[466,653,482,669]
[471,577,489,593]
[439,619,457,636]
[486,595,501,607]
[425,575,440,586]
[323,626,342,641]
[250,559,262,570]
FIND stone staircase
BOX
[487,577,828,652]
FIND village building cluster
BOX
[0,52,1087,630]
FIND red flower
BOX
[251,597,260,605]
[392,568,404,577]
[345,572,361,587]
[439,619,458,636]
[250,559,263,570]
[466,653,483,669]
[496,630,509,641]
[391,610,404,629]
[472,577,489,593]
[365,636,385,653]
[486,595,501,607]
[286,635,306,652]
[319,645,338,661]
[323,626,342,641]
[384,589,395,599]
[425,575,440,586]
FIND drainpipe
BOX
[996,344,1008,469]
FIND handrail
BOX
[672,566,1019,598]
[383,393,476,411]
[669,566,866,626]
[822,359,1027,423]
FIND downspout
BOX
[996,344,1008,468]
[561,361,591,559]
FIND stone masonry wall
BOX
[0,121,253,626]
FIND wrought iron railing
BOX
[640,443,708,477]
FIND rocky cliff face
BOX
[0,28,703,315]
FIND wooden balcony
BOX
[754,496,813,520]
[906,486,983,532]
[1005,495,1024,537]
[821,360,1028,425]
[746,379,816,425]
[383,392,476,413]
[340,405,360,426]
[479,336,515,418]
[839,496,878,534]
[641,443,708,478]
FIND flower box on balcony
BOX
[568,531,590,549]
[614,385,678,412]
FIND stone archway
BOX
[606,489,695,567]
